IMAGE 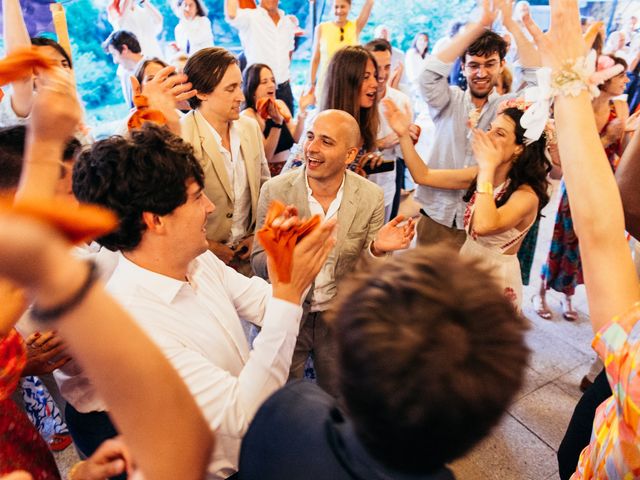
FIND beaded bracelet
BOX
[31,261,98,323]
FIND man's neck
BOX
[200,109,232,147]
[123,249,190,282]
[260,4,280,23]
[470,91,491,110]
[307,173,343,210]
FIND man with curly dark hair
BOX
[240,246,528,479]
[71,124,335,479]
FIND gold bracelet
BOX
[476,181,494,195]
[68,460,85,480]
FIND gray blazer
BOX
[251,167,385,286]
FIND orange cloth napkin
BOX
[127,94,167,131]
[256,97,292,123]
[0,47,56,86]
[256,201,320,282]
[0,197,118,245]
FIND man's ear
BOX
[344,147,359,166]
[142,211,164,233]
[499,58,506,73]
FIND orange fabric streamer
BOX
[0,197,118,245]
[0,89,4,103]
[0,47,56,86]
[256,201,321,282]
[127,94,167,131]
[256,97,292,123]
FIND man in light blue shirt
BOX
[415,1,539,249]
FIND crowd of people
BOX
[2,0,640,479]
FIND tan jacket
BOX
[251,167,385,285]
[181,110,270,244]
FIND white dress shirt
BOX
[370,86,412,209]
[174,15,214,54]
[106,252,302,479]
[305,172,344,312]
[109,5,163,58]
[205,120,252,246]
[227,7,296,84]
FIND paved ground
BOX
[53,179,593,479]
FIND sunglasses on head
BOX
[340,27,344,42]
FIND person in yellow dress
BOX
[307,0,374,103]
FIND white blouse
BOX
[174,15,214,54]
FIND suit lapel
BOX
[239,125,258,217]
[290,168,312,219]
[336,173,358,251]
[194,111,233,201]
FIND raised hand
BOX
[372,215,416,255]
[479,0,503,28]
[625,110,640,132]
[382,98,411,138]
[472,128,503,172]
[22,331,71,375]
[522,0,585,71]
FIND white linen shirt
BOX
[305,172,344,312]
[174,15,214,54]
[106,252,303,479]
[205,120,252,246]
[227,7,296,84]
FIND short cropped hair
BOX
[72,125,204,252]
[461,30,507,65]
[0,126,80,191]
[31,37,73,69]
[184,47,238,109]
[364,38,392,54]
[328,246,529,474]
[102,30,142,54]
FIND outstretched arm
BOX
[355,0,374,36]
[524,1,640,332]
[2,0,34,118]
[501,1,540,68]
[382,98,477,189]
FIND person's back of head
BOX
[102,30,142,55]
[72,124,204,252]
[328,246,529,474]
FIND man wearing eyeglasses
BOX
[414,0,539,249]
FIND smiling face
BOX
[371,49,391,96]
[198,63,245,122]
[487,113,523,164]
[304,113,358,183]
[603,70,630,96]
[254,66,277,102]
[358,58,378,108]
[181,0,198,19]
[163,180,215,259]
[463,52,503,100]
[333,0,351,21]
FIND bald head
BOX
[315,109,361,149]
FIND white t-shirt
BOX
[174,15,214,54]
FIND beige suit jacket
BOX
[181,110,270,244]
[251,167,385,287]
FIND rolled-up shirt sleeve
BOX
[419,55,454,119]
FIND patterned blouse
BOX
[573,301,640,479]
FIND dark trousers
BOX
[557,369,611,479]
[65,403,127,480]
[390,157,404,219]
[276,80,294,117]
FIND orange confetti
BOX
[256,201,320,282]
[127,94,167,131]
[0,196,118,245]
[0,47,56,86]
[256,97,292,123]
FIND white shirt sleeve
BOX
[227,7,252,30]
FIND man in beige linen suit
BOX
[252,110,415,395]
[181,47,270,274]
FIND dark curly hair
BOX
[460,30,507,65]
[463,107,551,215]
[72,124,204,252]
[327,246,528,473]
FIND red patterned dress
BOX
[0,329,61,479]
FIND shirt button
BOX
[226,213,233,218]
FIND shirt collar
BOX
[198,111,240,156]
[304,167,346,199]
[116,252,203,304]
[464,87,499,113]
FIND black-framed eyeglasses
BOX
[340,27,344,42]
